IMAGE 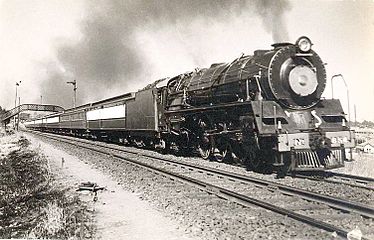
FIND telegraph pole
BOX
[354,104,357,127]
[17,97,20,131]
[14,81,21,129]
[66,79,77,108]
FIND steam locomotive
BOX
[25,36,355,175]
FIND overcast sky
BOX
[0,0,373,121]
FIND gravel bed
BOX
[25,133,346,240]
[131,154,373,237]
[131,147,374,207]
[299,209,373,237]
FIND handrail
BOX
[1,104,64,122]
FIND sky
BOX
[0,0,373,121]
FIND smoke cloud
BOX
[41,0,291,108]
[255,1,290,42]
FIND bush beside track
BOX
[0,134,94,239]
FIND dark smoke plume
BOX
[41,0,290,108]
[255,1,290,42]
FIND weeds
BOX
[0,135,94,239]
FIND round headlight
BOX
[296,36,312,52]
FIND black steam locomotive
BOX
[25,36,355,174]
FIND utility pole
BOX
[354,104,357,127]
[14,81,21,129]
[40,95,43,104]
[17,97,20,131]
[66,79,77,108]
[15,81,21,107]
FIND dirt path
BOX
[26,134,198,240]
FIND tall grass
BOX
[29,201,66,237]
[0,134,94,239]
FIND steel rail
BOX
[26,130,363,239]
[291,173,374,191]
[26,130,374,219]
[290,171,374,191]
[328,172,374,184]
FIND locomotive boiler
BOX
[163,36,355,173]
[25,36,355,175]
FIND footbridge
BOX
[0,104,64,125]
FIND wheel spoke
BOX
[212,141,233,163]
[198,145,211,159]
[198,136,212,160]
[212,147,226,162]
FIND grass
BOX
[0,133,94,239]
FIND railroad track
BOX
[25,130,374,239]
[291,171,374,191]
[29,131,373,207]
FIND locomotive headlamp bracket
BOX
[296,36,312,52]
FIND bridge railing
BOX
[1,104,64,123]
